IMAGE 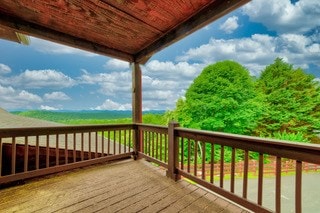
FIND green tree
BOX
[176,60,262,135]
[256,58,320,142]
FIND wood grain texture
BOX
[0,0,249,62]
[0,159,248,213]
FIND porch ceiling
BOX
[0,0,249,63]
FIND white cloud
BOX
[142,90,181,110]
[80,71,131,98]
[104,59,129,70]
[0,64,11,75]
[44,92,71,101]
[177,33,320,75]
[144,60,203,80]
[93,99,131,110]
[242,0,320,34]
[30,37,97,57]
[39,105,60,110]
[0,84,42,109]
[18,90,42,102]
[138,60,207,110]
[219,16,239,34]
[2,69,76,89]
[79,60,203,110]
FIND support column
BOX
[131,62,142,123]
[132,62,142,160]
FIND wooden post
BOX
[132,62,142,123]
[132,62,142,159]
[166,121,181,181]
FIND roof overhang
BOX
[0,0,250,63]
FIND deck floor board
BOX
[0,159,249,213]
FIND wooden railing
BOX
[0,124,134,184]
[136,122,320,213]
[1,122,320,212]
[136,124,169,168]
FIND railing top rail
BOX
[0,123,134,137]
[135,123,168,129]
[176,127,320,150]
[176,127,320,164]
[135,123,168,134]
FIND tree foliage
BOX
[256,58,320,142]
[175,60,262,135]
[171,58,320,144]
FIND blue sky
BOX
[0,0,319,111]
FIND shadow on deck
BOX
[0,159,248,213]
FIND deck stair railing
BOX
[1,122,320,213]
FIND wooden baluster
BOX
[160,133,163,161]
[56,134,59,166]
[24,136,28,172]
[194,140,198,177]
[81,132,84,160]
[101,131,105,157]
[164,134,167,163]
[202,141,206,180]
[296,161,302,213]
[128,129,132,151]
[258,153,264,205]
[154,133,159,159]
[148,131,151,156]
[181,137,184,170]
[143,131,147,154]
[118,130,121,154]
[187,139,191,173]
[73,133,76,162]
[276,157,281,213]
[155,133,159,159]
[243,150,249,198]
[210,143,214,184]
[113,130,116,155]
[95,131,98,158]
[220,145,224,188]
[36,135,40,169]
[144,131,147,155]
[88,132,92,160]
[46,135,50,168]
[231,147,236,193]
[107,131,110,155]
[11,137,16,174]
[124,130,127,153]
[143,131,146,154]
[65,134,68,164]
[151,132,155,157]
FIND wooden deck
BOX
[0,159,249,213]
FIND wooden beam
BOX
[0,13,134,62]
[132,63,142,123]
[134,0,251,63]
[0,26,20,44]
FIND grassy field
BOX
[12,110,166,125]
